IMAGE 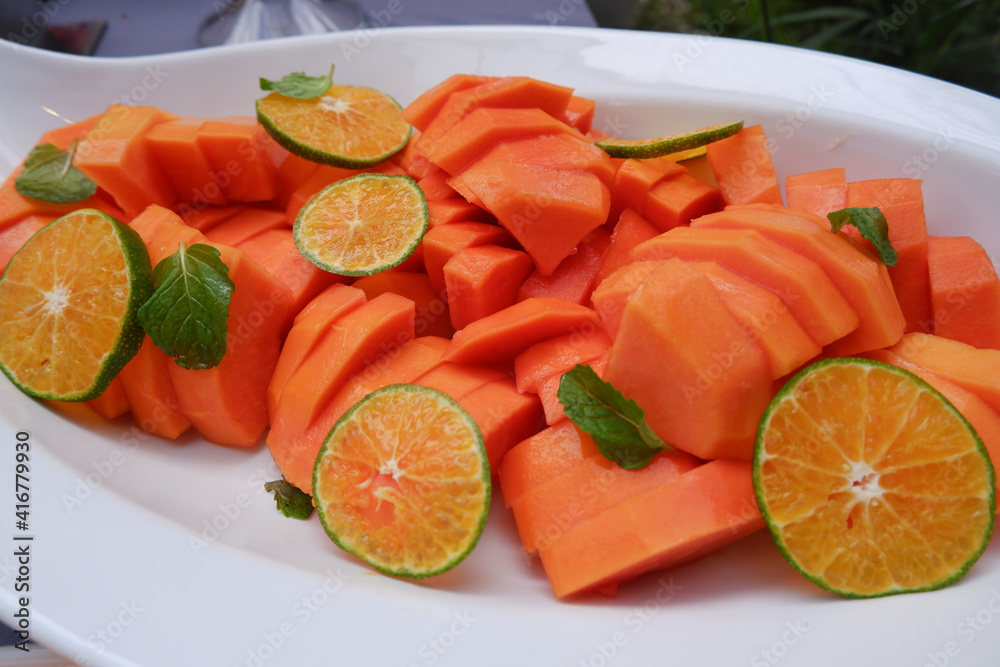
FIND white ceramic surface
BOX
[1,25,999,667]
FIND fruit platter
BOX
[1,25,1000,667]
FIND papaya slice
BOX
[498,420,599,508]
[632,226,859,348]
[926,234,1000,350]
[444,297,601,368]
[510,444,701,554]
[451,158,609,276]
[166,240,291,447]
[75,105,179,218]
[401,74,499,131]
[784,167,846,219]
[685,260,821,379]
[690,203,904,356]
[591,260,662,340]
[456,376,545,471]
[603,258,773,461]
[517,227,612,306]
[420,106,585,175]
[444,244,535,331]
[420,221,515,297]
[417,76,575,158]
[146,117,228,206]
[889,332,1000,415]
[593,208,660,289]
[704,125,782,207]
[538,459,764,598]
[267,292,415,489]
[846,178,930,332]
[513,327,612,394]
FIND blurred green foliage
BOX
[631,0,1000,97]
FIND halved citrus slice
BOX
[754,357,995,598]
[293,173,428,276]
[596,121,743,159]
[0,208,153,401]
[313,383,491,578]
[256,83,412,168]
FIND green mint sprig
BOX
[828,207,898,266]
[260,64,335,99]
[138,243,234,370]
[264,479,314,519]
[14,141,97,204]
[557,364,672,470]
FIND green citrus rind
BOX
[596,120,744,159]
[256,84,412,169]
[0,208,154,402]
[752,356,996,599]
[293,173,429,277]
[313,383,491,579]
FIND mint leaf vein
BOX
[138,243,234,370]
[557,364,672,470]
[828,206,898,266]
[14,141,97,204]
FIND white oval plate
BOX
[1,25,999,667]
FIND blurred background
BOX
[589,0,1000,98]
[1,0,997,98]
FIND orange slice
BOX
[754,357,995,598]
[313,383,491,578]
[256,83,411,168]
[293,173,428,276]
[0,209,153,401]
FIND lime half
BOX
[313,383,491,578]
[754,357,995,598]
[257,83,412,169]
[293,173,429,277]
[0,209,153,401]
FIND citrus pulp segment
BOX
[256,84,412,168]
[293,173,428,276]
[313,383,491,578]
[596,121,744,159]
[753,357,995,598]
[0,208,153,401]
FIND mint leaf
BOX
[828,207,898,266]
[138,243,234,370]
[14,141,97,204]
[264,479,314,520]
[557,364,672,470]
[260,64,334,99]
